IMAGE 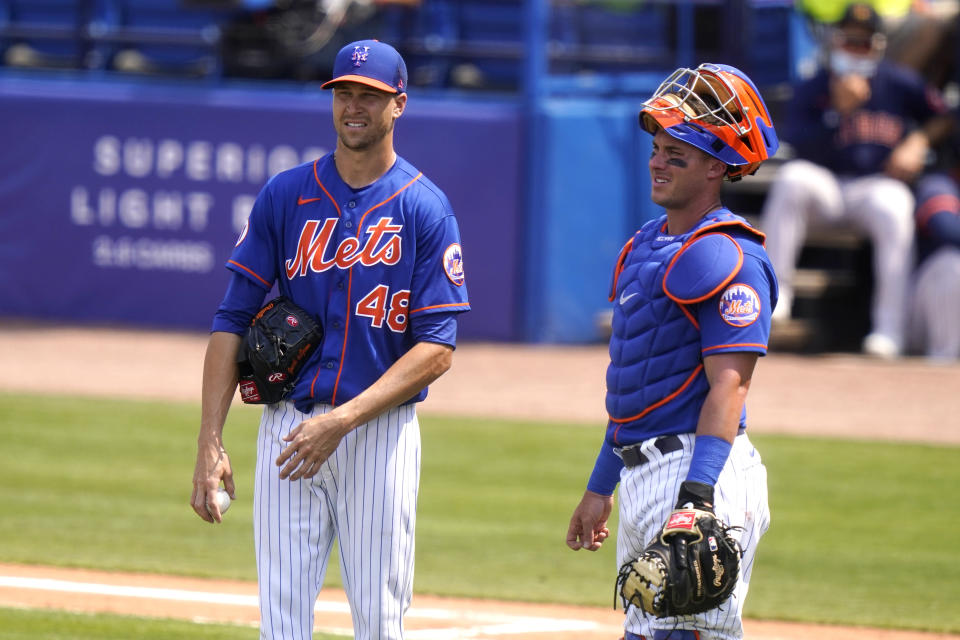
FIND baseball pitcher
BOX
[190,39,470,640]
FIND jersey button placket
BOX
[344,201,356,228]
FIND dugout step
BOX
[769,317,816,353]
[792,267,858,298]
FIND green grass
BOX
[749,435,960,630]
[1,392,958,634]
[0,607,346,639]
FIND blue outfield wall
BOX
[0,74,660,343]
[525,97,658,343]
[0,75,524,341]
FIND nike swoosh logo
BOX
[620,291,639,305]
[298,196,323,205]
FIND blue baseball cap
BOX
[321,39,407,94]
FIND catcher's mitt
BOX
[617,481,742,618]
[237,296,323,405]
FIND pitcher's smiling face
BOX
[332,82,405,152]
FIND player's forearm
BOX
[333,341,453,429]
[198,331,243,447]
[697,353,757,441]
[696,378,750,441]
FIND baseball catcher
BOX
[617,481,741,618]
[565,61,778,640]
[236,296,323,404]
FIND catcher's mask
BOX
[639,63,779,181]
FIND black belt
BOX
[620,435,683,468]
[620,427,746,469]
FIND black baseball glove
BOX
[237,296,323,405]
[616,481,742,618]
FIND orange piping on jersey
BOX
[677,303,699,329]
[312,158,342,217]
[702,342,768,353]
[328,266,354,406]
[694,219,767,247]
[916,193,960,230]
[610,363,704,441]
[663,232,744,305]
[326,171,423,406]
[609,237,635,302]
[227,260,271,288]
[410,302,471,314]
[355,172,423,231]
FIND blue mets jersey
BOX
[605,210,777,446]
[227,153,470,411]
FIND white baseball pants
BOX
[254,401,421,640]
[617,432,770,640]
[761,159,915,349]
[909,246,960,360]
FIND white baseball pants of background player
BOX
[618,432,770,640]
[761,159,915,356]
[254,401,420,640]
[909,246,960,360]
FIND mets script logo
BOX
[351,46,370,67]
[285,217,402,279]
[443,243,465,286]
[719,283,761,327]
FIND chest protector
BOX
[605,210,763,445]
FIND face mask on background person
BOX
[829,47,879,77]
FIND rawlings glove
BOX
[237,296,323,404]
[616,481,741,618]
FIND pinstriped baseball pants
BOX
[617,432,770,640]
[254,401,421,640]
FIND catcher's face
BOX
[648,130,722,211]
[332,82,406,152]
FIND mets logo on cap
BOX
[719,283,760,327]
[443,243,465,286]
[351,45,370,67]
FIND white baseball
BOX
[208,488,231,516]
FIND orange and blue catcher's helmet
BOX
[639,63,779,181]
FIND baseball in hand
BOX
[208,488,231,516]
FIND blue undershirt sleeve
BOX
[210,272,269,335]
[586,442,623,496]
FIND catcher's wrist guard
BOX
[616,505,742,617]
[237,296,323,405]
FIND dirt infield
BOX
[3,562,959,640]
[2,322,959,638]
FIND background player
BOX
[760,2,951,358]
[190,39,470,640]
[908,169,960,360]
[566,63,778,640]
